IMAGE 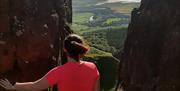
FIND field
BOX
[72,0,140,90]
[102,2,140,15]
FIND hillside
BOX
[72,0,140,90]
[72,0,140,55]
[101,2,140,15]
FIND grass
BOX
[86,47,111,55]
[73,12,94,24]
[102,2,140,15]
[72,23,90,33]
[102,18,122,26]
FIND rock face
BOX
[118,0,180,91]
[0,0,72,90]
[0,0,9,32]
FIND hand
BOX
[0,79,15,90]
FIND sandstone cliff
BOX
[0,0,72,90]
[117,0,180,91]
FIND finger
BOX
[0,80,10,87]
[0,83,8,89]
[0,83,5,87]
[0,79,13,89]
[0,82,6,87]
[0,80,8,85]
[0,79,6,83]
[0,81,6,85]
[1,79,9,83]
[4,79,9,83]
[0,79,10,84]
[4,79,12,86]
[0,82,13,90]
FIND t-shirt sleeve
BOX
[44,66,62,86]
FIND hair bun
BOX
[70,41,88,54]
[64,34,90,61]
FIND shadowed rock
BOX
[0,0,72,91]
[117,0,180,91]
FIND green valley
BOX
[72,0,140,90]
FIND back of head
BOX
[64,34,89,61]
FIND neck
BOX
[67,57,79,62]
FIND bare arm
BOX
[94,78,100,91]
[0,77,50,91]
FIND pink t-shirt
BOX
[45,61,99,91]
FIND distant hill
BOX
[73,0,102,7]
[73,0,140,14]
[101,2,140,14]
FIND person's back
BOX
[45,61,99,91]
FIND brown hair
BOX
[64,34,89,61]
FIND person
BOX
[0,34,100,91]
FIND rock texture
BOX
[117,0,180,91]
[0,0,72,91]
[0,0,9,32]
